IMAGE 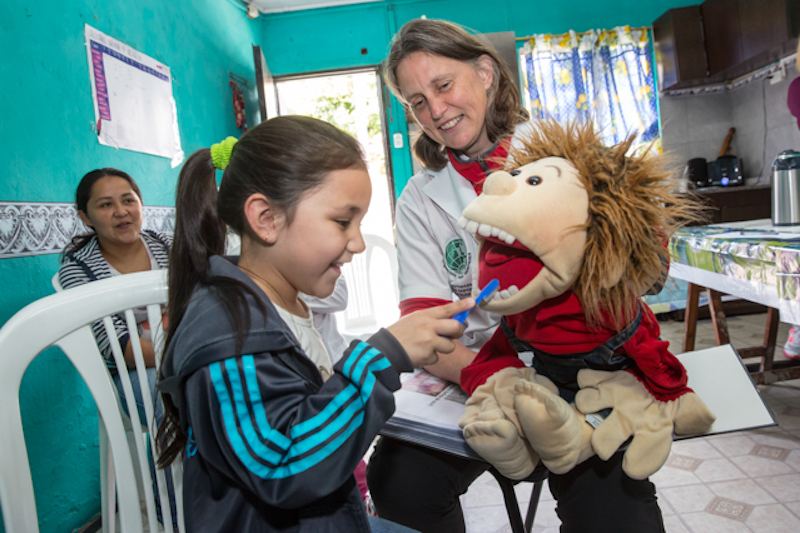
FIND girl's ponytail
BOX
[158,148,225,468]
[167,149,226,336]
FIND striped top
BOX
[57,230,171,369]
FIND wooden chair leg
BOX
[683,283,700,352]
[762,307,780,372]
[707,289,731,345]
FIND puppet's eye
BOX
[526,176,542,186]
[509,169,521,176]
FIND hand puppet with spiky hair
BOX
[457,120,715,481]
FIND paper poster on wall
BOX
[84,24,184,166]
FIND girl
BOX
[156,115,472,532]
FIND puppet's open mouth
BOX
[478,237,544,299]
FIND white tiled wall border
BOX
[0,201,174,259]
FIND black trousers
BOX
[367,438,664,533]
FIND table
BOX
[669,219,800,383]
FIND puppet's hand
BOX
[575,369,715,480]
[459,367,542,479]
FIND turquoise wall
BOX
[1,1,698,531]
[0,0,259,531]
[260,0,697,196]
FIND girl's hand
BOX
[387,298,475,368]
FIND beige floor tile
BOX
[694,457,748,483]
[774,411,800,430]
[658,496,676,515]
[659,484,716,513]
[745,503,800,532]
[463,503,515,532]
[748,431,800,450]
[755,473,800,503]
[461,472,507,509]
[730,454,796,477]
[662,514,691,533]
[785,500,800,519]
[651,464,703,488]
[708,434,758,456]
[707,478,777,505]
[671,438,724,460]
[680,510,752,532]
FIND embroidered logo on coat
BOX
[445,238,469,277]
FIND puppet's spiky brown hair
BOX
[503,120,705,330]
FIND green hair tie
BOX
[210,136,238,171]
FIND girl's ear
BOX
[475,54,495,91]
[243,193,281,244]
[78,210,93,228]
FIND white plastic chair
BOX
[52,272,136,533]
[339,234,400,343]
[1,270,183,533]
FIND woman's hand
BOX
[387,298,474,368]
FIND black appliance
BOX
[707,155,744,187]
[686,157,709,188]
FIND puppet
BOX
[457,120,716,481]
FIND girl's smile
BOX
[248,166,372,311]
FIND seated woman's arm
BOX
[59,258,148,369]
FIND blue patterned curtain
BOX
[520,26,659,147]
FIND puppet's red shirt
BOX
[460,291,691,402]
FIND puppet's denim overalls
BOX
[500,304,642,404]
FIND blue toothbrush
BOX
[452,279,500,324]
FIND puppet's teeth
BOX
[508,285,519,295]
[465,220,480,234]
[502,232,516,245]
[477,224,493,237]
[497,230,512,244]
[457,217,469,229]
[491,226,500,237]
[499,289,512,299]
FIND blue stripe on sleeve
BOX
[224,359,289,464]
[291,342,377,438]
[285,357,391,460]
[242,355,291,450]
[349,346,382,384]
[342,341,367,378]
[209,352,394,479]
[209,362,275,478]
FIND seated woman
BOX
[58,168,171,425]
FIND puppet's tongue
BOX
[478,239,544,291]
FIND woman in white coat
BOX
[367,18,668,533]
[366,18,530,533]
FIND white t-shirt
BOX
[274,305,334,381]
[106,236,161,343]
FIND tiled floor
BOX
[461,312,800,532]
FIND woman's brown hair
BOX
[383,18,529,170]
[63,168,143,257]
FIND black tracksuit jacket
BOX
[160,256,412,532]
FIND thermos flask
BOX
[771,150,800,226]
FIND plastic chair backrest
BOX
[340,234,399,341]
[0,270,182,533]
